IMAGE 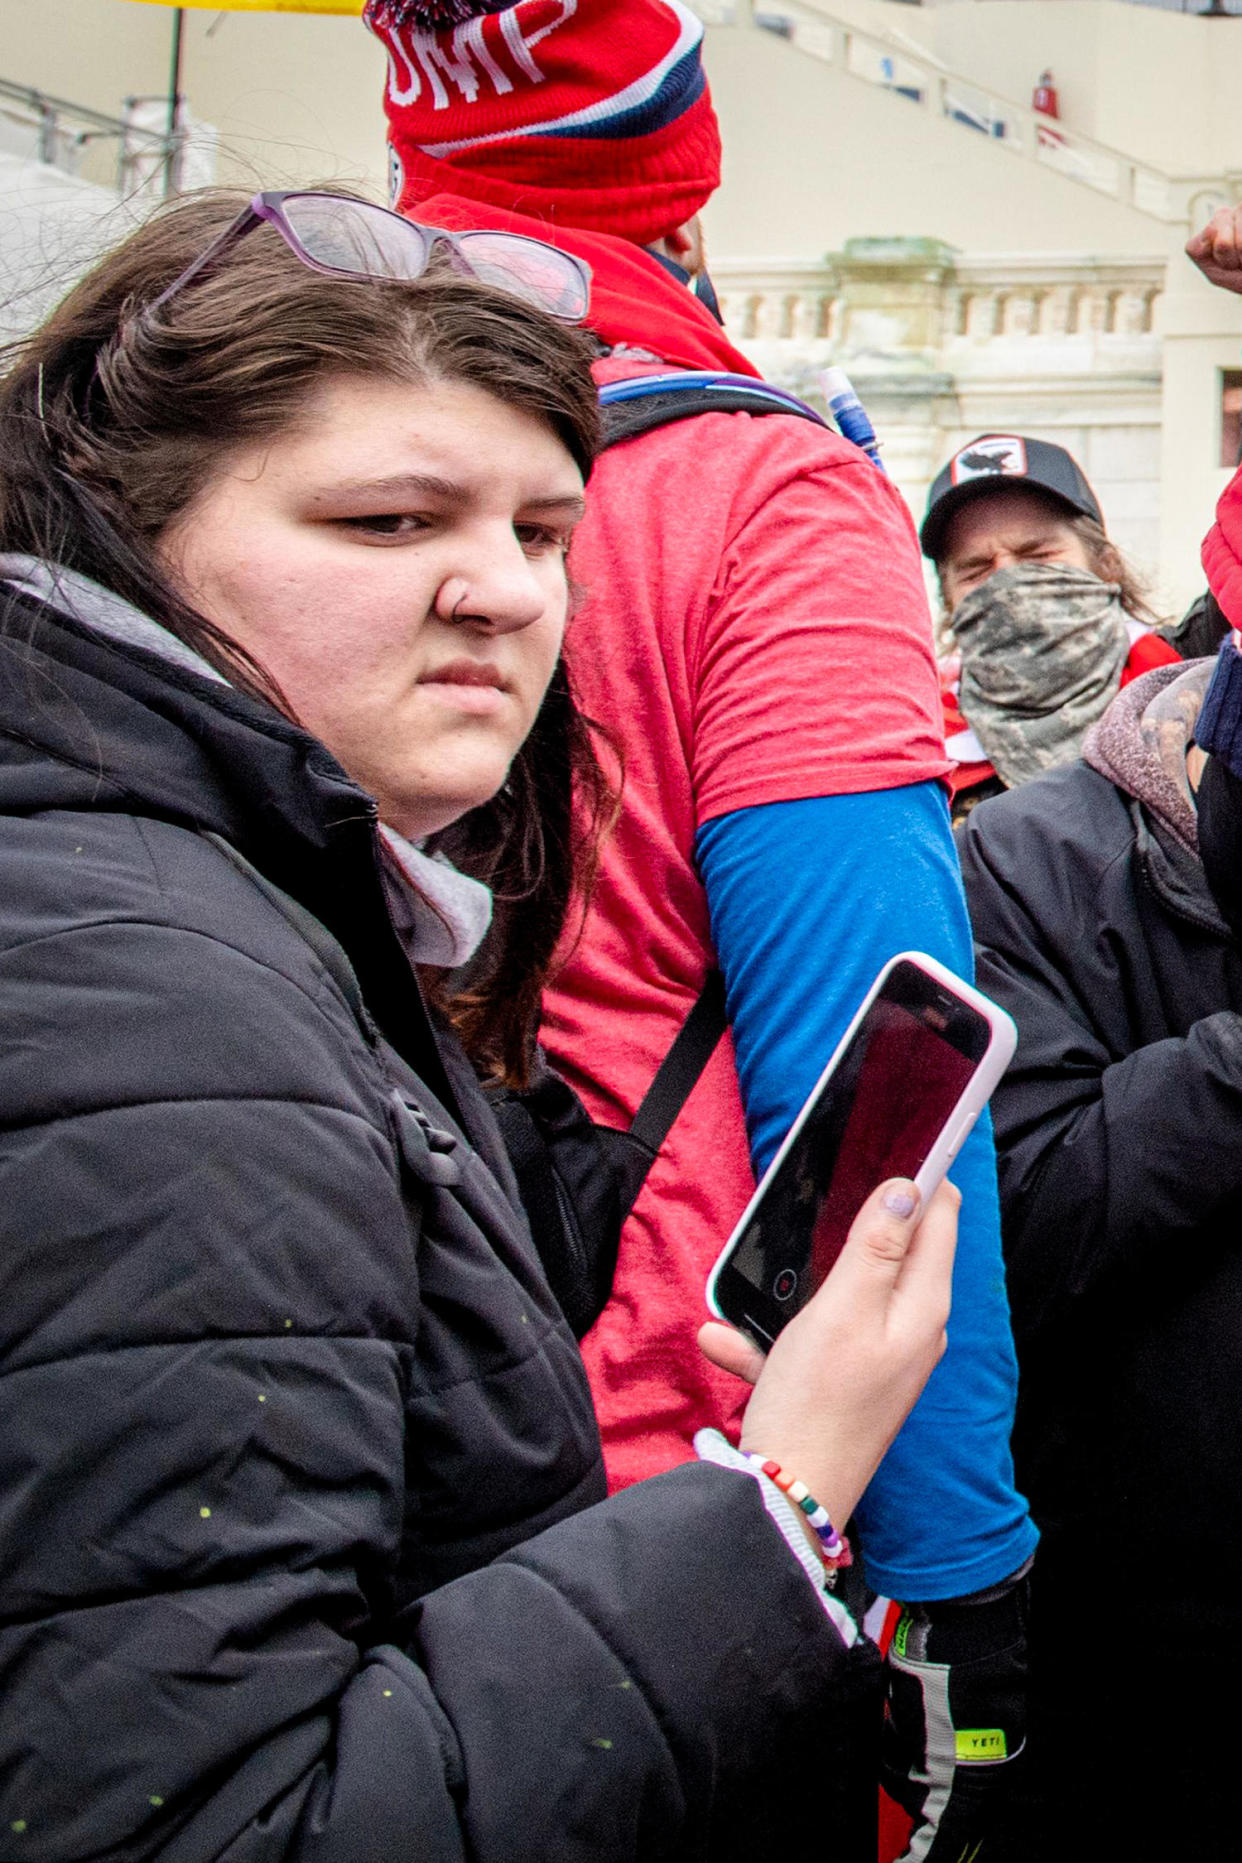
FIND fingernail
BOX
[883,1183,918,1219]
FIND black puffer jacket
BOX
[0,593,862,1863]
[958,750,1242,1615]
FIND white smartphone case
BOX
[705,950,1017,1321]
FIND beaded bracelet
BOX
[745,1454,853,1569]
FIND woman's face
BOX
[159,373,585,839]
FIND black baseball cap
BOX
[920,434,1104,560]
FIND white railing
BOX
[691,0,1237,226]
[0,78,181,195]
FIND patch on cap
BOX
[949,436,1029,486]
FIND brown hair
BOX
[0,186,614,1086]
[1067,513,1163,627]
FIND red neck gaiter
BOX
[414,189,760,377]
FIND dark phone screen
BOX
[716,962,988,1345]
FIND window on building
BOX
[1221,370,1242,469]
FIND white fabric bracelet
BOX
[694,1429,858,1647]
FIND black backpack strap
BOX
[598,372,828,452]
[602,968,727,1222]
[600,385,823,450]
[629,969,728,1155]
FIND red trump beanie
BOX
[363,0,722,246]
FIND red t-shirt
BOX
[542,357,949,1491]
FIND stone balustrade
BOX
[712,249,1165,350]
[948,267,1163,342]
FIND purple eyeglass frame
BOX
[144,190,592,323]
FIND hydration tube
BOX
[818,367,887,474]
[598,368,888,475]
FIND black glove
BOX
[882,1566,1030,1861]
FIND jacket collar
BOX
[1083,658,1211,856]
[1082,656,1233,940]
[0,579,371,848]
[0,554,229,687]
[0,583,464,1105]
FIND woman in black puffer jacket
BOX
[0,189,957,1863]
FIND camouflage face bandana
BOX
[953,561,1131,789]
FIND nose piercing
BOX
[439,578,470,620]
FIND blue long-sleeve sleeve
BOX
[696,782,1037,1600]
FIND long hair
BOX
[0,186,614,1086]
[1067,514,1164,627]
[429,656,618,1086]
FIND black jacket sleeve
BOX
[959,784,1242,1337]
[0,873,853,1863]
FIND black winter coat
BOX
[958,762,1242,1617]
[0,595,863,1863]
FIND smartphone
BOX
[705,952,1016,1347]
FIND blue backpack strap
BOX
[598,370,829,450]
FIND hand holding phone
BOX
[701,1175,960,1539]
[706,953,1015,1349]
